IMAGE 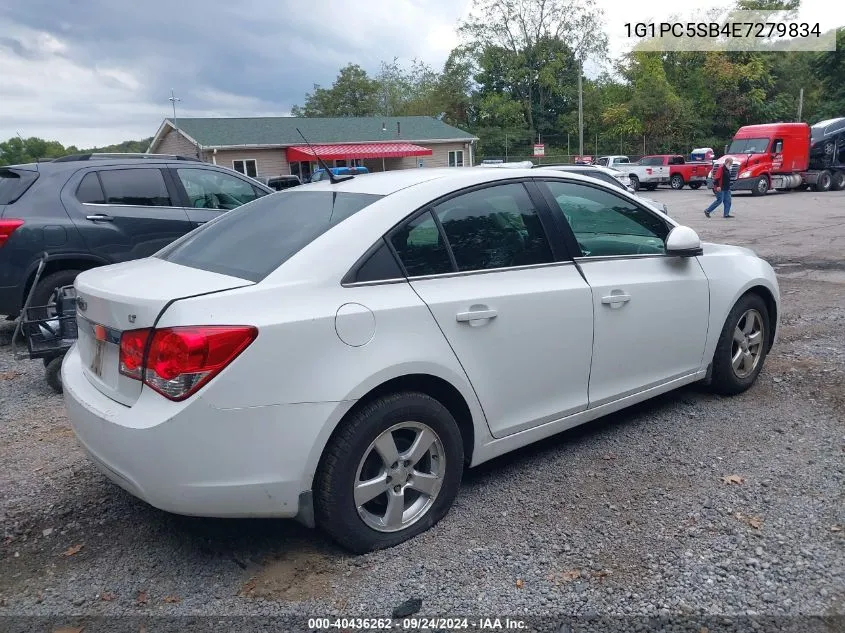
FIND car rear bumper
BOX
[61,345,336,520]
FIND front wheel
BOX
[709,293,770,396]
[670,174,685,190]
[314,392,464,553]
[751,176,769,196]
[629,175,640,191]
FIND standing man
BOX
[705,156,735,218]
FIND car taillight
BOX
[119,325,257,401]
[0,219,24,248]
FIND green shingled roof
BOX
[164,116,477,147]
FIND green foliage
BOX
[290,63,381,117]
[0,136,154,167]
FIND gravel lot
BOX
[1,186,843,630]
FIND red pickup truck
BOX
[626,154,711,191]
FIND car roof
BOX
[537,164,620,175]
[299,166,637,198]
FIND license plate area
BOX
[77,316,122,386]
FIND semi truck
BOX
[710,118,845,195]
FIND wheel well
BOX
[22,258,102,303]
[743,285,778,351]
[332,374,475,466]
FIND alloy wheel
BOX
[731,309,764,379]
[354,421,445,533]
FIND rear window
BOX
[0,168,39,205]
[156,190,383,281]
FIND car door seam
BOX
[404,280,494,437]
[573,259,597,409]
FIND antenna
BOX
[296,128,353,184]
[16,132,38,172]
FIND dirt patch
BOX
[240,548,359,603]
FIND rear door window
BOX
[76,172,105,204]
[156,191,382,281]
[176,168,261,210]
[98,168,172,207]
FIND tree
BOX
[458,0,607,132]
[0,136,154,166]
[813,28,845,119]
[291,64,381,117]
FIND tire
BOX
[644,184,657,191]
[45,355,64,394]
[709,293,770,396]
[830,171,845,191]
[751,176,769,196]
[629,175,640,191]
[814,170,832,192]
[689,183,702,190]
[28,270,81,319]
[670,174,685,190]
[314,391,464,553]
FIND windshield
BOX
[156,190,383,282]
[727,137,770,154]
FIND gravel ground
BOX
[0,188,843,631]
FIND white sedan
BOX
[62,167,779,553]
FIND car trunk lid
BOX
[73,257,253,406]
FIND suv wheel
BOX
[314,392,464,553]
[28,270,81,319]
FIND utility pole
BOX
[595,133,598,159]
[567,133,571,160]
[797,88,804,122]
[169,89,181,129]
[505,133,509,161]
[578,58,584,157]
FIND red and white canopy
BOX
[286,142,433,162]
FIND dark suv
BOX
[0,153,273,317]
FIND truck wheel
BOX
[689,183,702,190]
[751,176,769,196]
[670,174,685,190]
[629,175,640,191]
[814,170,832,192]
[831,171,845,191]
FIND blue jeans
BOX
[706,189,732,216]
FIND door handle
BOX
[456,309,498,322]
[86,214,114,222]
[601,293,631,305]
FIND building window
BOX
[233,159,258,178]
[448,150,464,167]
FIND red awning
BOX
[286,142,433,162]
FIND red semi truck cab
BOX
[712,121,845,194]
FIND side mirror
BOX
[665,226,702,257]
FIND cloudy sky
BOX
[0,0,839,147]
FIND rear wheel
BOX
[751,176,769,196]
[814,170,832,192]
[709,293,770,396]
[314,392,464,553]
[831,170,845,191]
[629,175,640,191]
[670,174,685,190]
[28,270,81,319]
